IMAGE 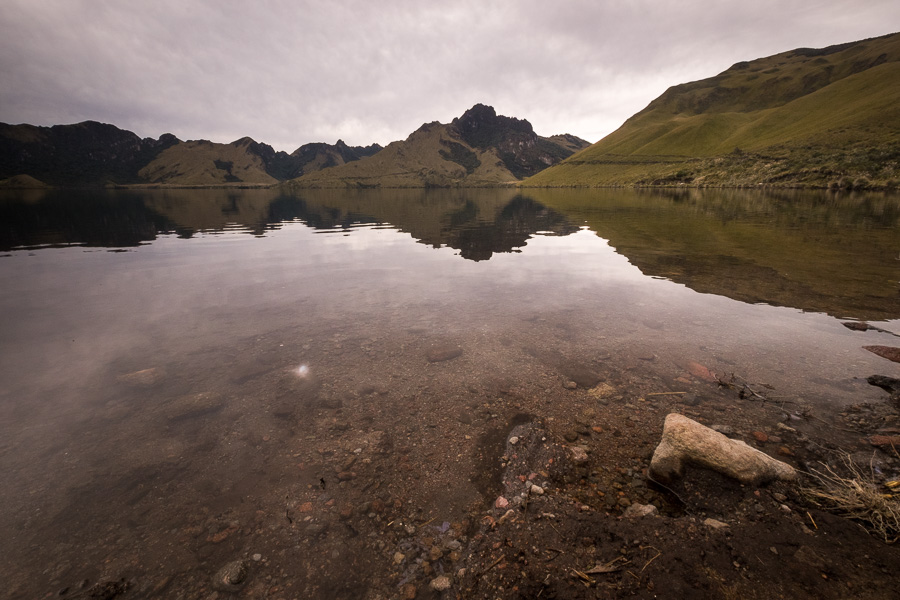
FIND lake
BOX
[1,187,898,597]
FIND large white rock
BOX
[649,413,796,485]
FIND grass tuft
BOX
[802,451,900,543]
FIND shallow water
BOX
[1,187,898,597]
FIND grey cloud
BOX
[1,0,898,151]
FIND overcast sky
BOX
[1,1,898,152]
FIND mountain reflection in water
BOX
[2,187,897,319]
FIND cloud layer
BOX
[1,1,898,151]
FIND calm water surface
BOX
[0,187,898,597]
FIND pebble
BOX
[711,424,734,435]
[495,496,509,509]
[508,436,519,445]
[703,518,729,530]
[751,431,769,443]
[393,552,405,565]
[564,381,577,390]
[623,503,658,517]
[251,553,262,562]
[530,484,544,495]
[429,575,451,591]
[426,347,462,363]
[570,446,589,465]
[211,560,249,592]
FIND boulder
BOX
[649,413,796,485]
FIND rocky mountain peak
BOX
[451,104,534,149]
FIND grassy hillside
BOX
[290,104,589,188]
[526,32,900,189]
[139,139,279,185]
[527,188,900,319]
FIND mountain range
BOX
[2,31,897,190]
[0,105,586,189]
[0,120,382,187]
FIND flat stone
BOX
[686,361,716,382]
[864,346,900,363]
[649,413,796,485]
[118,367,164,387]
[623,503,658,518]
[426,346,463,363]
[429,575,451,591]
[869,435,900,447]
[703,518,729,530]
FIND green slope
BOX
[526,32,900,189]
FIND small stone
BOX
[251,553,262,562]
[869,435,900,447]
[393,552,405,565]
[778,446,795,457]
[711,424,734,436]
[564,381,578,390]
[751,431,769,443]
[772,492,787,503]
[118,367,164,387]
[402,583,417,599]
[508,436,519,445]
[564,431,579,442]
[703,518,729,530]
[429,546,443,561]
[495,496,509,509]
[427,346,462,363]
[429,575,451,591]
[212,560,249,593]
[570,446,589,465]
[623,503,658,518]
[530,484,544,495]
[780,504,791,513]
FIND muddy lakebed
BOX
[1,187,899,599]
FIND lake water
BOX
[1,187,898,597]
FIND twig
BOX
[571,569,594,584]
[640,547,661,573]
[484,556,504,573]
[806,511,818,530]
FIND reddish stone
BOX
[299,502,314,513]
[869,435,900,447]
[778,446,795,457]
[863,346,900,363]
[686,361,717,382]
[751,431,769,443]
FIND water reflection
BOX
[1,187,898,318]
